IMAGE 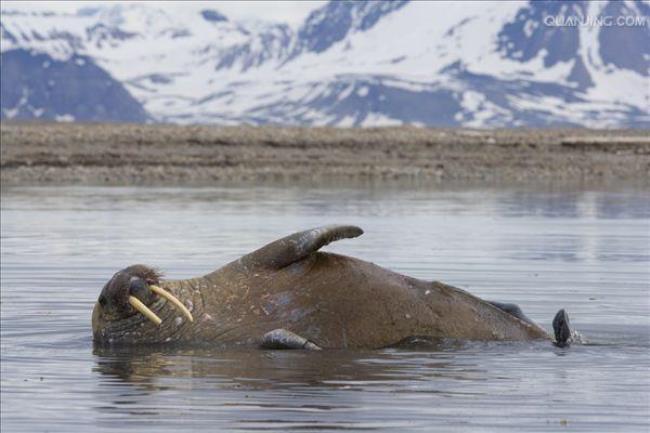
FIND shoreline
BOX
[1,122,649,187]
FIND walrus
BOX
[92,225,573,349]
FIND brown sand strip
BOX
[1,122,649,186]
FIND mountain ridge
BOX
[1,0,648,127]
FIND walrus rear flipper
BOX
[242,225,363,269]
[553,309,572,347]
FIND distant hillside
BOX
[1,1,648,127]
[1,49,148,122]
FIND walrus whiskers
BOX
[150,285,194,322]
[128,296,162,326]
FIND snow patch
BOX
[55,114,75,122]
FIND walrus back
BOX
[265,252,549,348]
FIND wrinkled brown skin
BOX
[92,225,550,348]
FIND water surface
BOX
[1,185,649,432]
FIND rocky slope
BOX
[1,1,648,127]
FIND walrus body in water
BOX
[92,225,573,348]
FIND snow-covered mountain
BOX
[1,1,648,127]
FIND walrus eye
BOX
[98,295,107,307]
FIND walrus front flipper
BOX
[261,329,322,351]
[242,225,363,269]
[553,309,572,347]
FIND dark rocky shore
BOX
[1,122,649,186]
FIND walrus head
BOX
[92,265,193,344]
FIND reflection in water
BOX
[92,343,469,392]
[1,186,649,432]
[90,343,496,430]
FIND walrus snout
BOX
[95,265,193,329]
[95,265,162,324]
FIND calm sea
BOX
[1,185,649,432]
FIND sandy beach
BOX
[1,122,648,186]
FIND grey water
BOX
[1,185,649,432]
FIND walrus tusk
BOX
[128,296,162,326]
[149,285,194,322]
